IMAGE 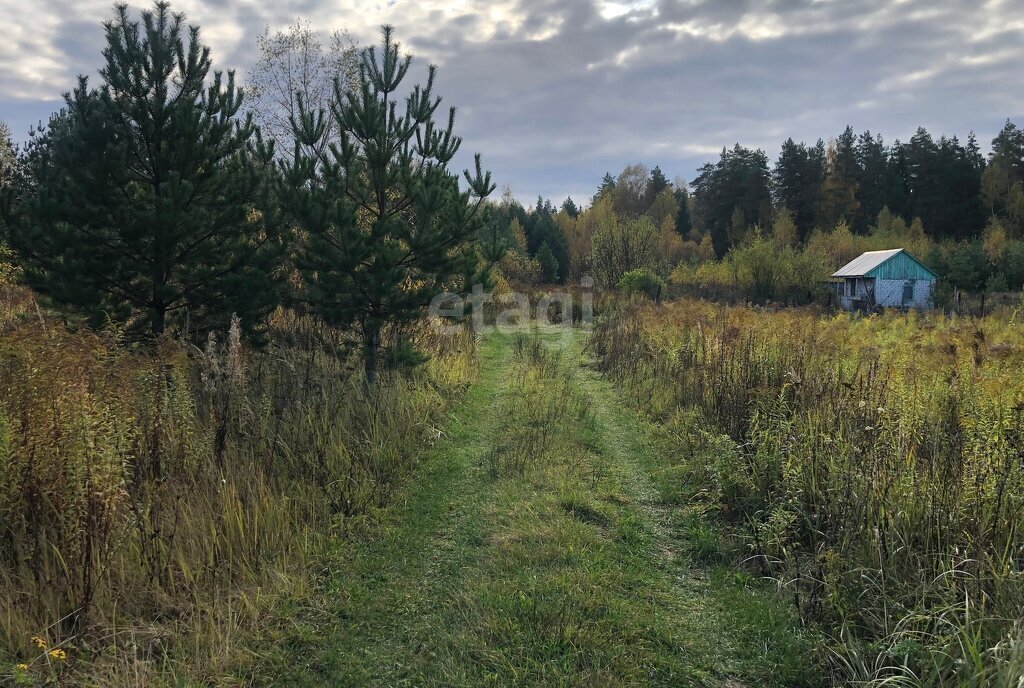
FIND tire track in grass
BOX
[265,327,822,687]
[546,327,825,687]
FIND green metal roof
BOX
[832,249,937,280]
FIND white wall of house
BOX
[875,278,933,308]
[838,277,934,309]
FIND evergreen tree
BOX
[1000,241,1024,289]
[982,158,1024,236]
[526,208,550,254]
[833,126,861,181]
[508,200,531,242]
[991,120,1024,181]
[527,211,569,281]
[965,131,986,172]
[901,129,983,239]
[773,138,824,242]
[537,242,559,283]
[645,165,671,206]
[985,120,1024,236]
[944,241,989,291]
[8,2,284,339]
[934,135,984,238]
[773,140,802,225]
[476,203,521,263]
[673,186,692,237]
[561,196,579,219]
[904,128,941,232]
[284,26,497,382]
[855,131,900,233]
[479,192,529,259]
[692,144,771,257]
[596,172,615,200]
[886,139,911,220]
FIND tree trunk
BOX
[363,324,381,386]
[152,301,166,336]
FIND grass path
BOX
[266,327,821,687]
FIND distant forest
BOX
[484,119,1024,299]
[690,122,1021,255]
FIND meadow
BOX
[4,270,1024,686]
[592,297,1024,686]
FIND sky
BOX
[1,0,1023,205]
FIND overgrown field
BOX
[593,298,1024,686]
[0,296,475,685]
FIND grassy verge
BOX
[265,327,822,686]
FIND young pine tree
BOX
[673,186,692,238]
[8,2,284,339]
[645,165,671,207]
[596,173,616,200]
[284,26,498,383]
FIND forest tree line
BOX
[486,119,1024,302]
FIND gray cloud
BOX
[1,0,1022,204]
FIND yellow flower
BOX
[48,648,67,661]
[31,636,46,650]
[15,663,29,671]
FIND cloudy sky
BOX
[1,0,1022,204]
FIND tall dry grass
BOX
[0,293,475,684]
[592,298,1024,686]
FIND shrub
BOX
[591,201,658,288]
[617,268,664,300]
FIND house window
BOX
[902,281,914,305]
[846,278,856,296]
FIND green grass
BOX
[258,327,824,686]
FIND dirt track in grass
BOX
[265,327,822,687]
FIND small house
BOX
[832,249,937,310]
